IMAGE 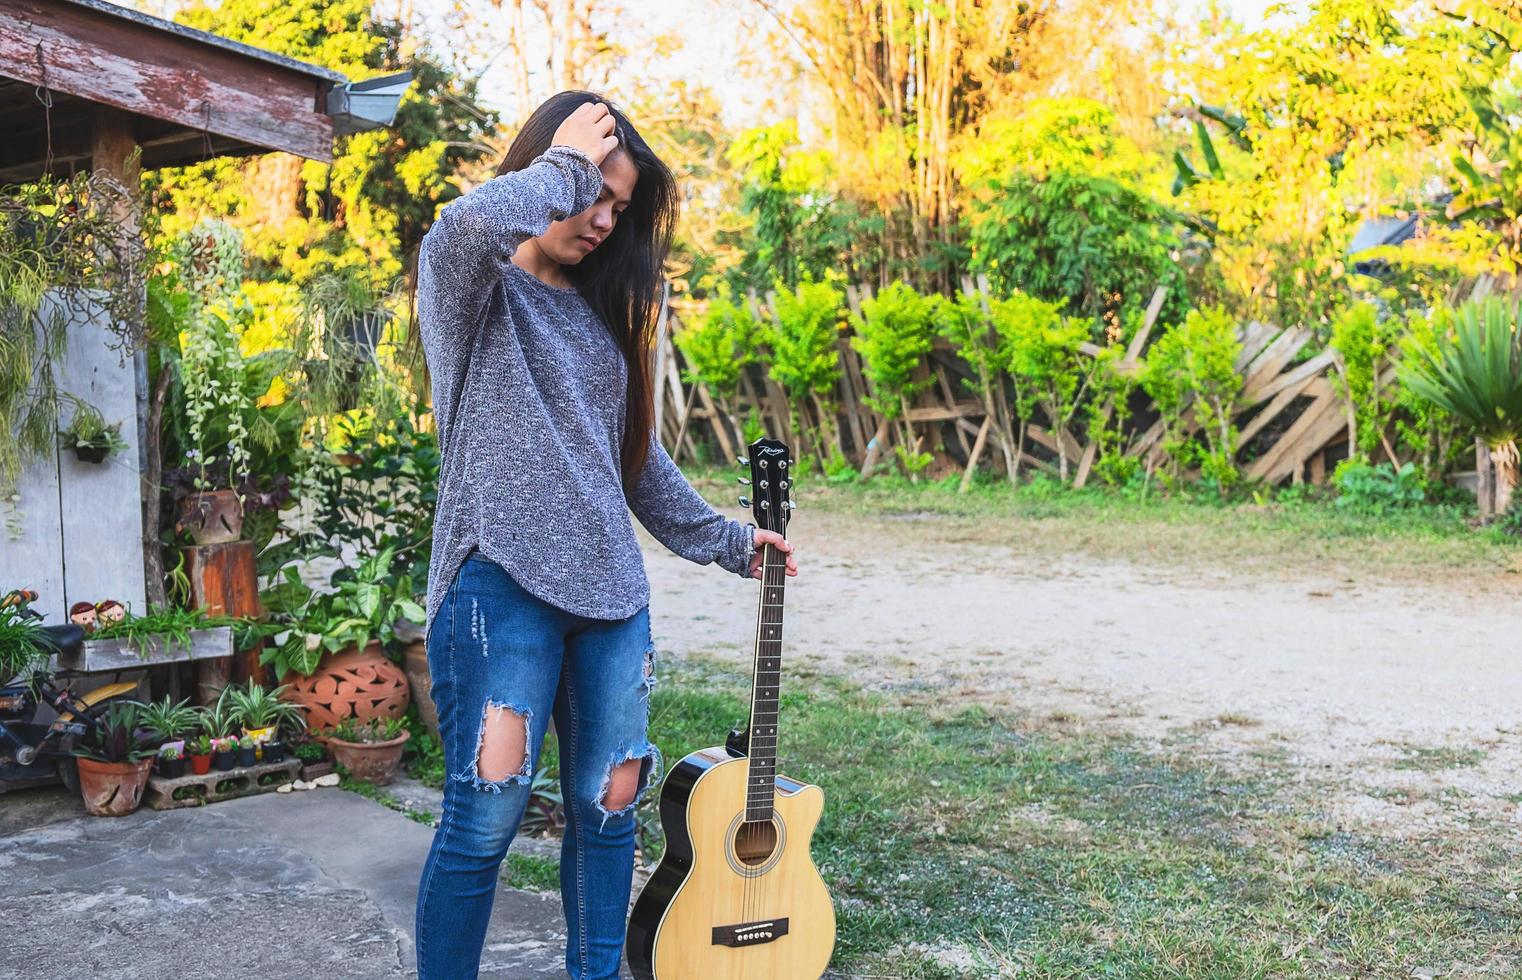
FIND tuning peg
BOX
[739,496,751,508]
[736,455,749,467]
[737,475,750,485]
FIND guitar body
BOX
[626,745,836,980]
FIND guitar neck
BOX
[745,539,787,822]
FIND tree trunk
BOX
[1492,439,1518,517]
[1477,437,1496,518]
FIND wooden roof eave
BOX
[0,0,352,180]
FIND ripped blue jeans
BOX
[414,551,662,980]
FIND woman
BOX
[412,92,796,980]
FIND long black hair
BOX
[495,90,677,488]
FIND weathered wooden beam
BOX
[0,0,336,163]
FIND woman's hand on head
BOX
[747,528,798,579]
[551,101,620,167]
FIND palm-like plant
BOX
[138,697,201,742]
[199,690,242,740]
[1401,297,1522,514]
[222,678,307,736]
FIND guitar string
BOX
[755,536,786,926]
[744,540,774,925]
[745,540,780,926]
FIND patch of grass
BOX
[687,467,1521,579]
[1389,744,1487,771]
[339,776,437,826]
[502,852,560,892]
[644,655,1522,978]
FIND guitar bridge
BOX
[711,917,789,948]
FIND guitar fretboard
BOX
[745,540,787,822]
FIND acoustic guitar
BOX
[625,436,836,979]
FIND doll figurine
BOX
[68,601,98,632]
[95,599,126,624]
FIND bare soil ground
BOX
[641,508,1522,840]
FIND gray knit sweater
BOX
[417,143,754,632]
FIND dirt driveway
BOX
[641,509,1522,836]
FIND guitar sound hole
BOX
[733,819,778,866]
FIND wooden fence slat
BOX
[1245,391,1342,481]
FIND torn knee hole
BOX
[453,700,534,791]
[599,757,646,811]
[592,744,662,832]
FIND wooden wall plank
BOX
[51,293,148,620]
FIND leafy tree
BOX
[721,122,854,291]
[1446,0,1522,271]
[150,0,497,289]
[959,99,1186,330]
[1172,0,1470,329]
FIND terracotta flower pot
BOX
[402,639,438,739]
[176,489,243,545]
[282,641,410,731]
[327,730,410,785]
[189,753,212,775]
[76,757,153,816]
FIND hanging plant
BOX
[58,398,129,464]
[0,168,148,530]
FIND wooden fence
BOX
[650,277,1358,487]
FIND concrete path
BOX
[0,785,621,979]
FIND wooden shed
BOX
[0,0,407,624]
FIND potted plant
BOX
[222,677,307,749]
[212,736,237,771]
[324,716,410,785]
[157,744,186,779]
[73,701,156,816]
[263,547,423,730]
[262,737,288,765]
[140,696,201,746]
[236,733,256,767]
[291,739,332,780]
[187,733,214,775]
[59,400,129,464]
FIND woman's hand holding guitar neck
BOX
[747,528,797,579]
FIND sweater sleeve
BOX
[627,430,755,578]
[417,144,605,341]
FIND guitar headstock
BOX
[736,437,793,537]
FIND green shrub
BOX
[1329,301,1401,462]
[999,296,1096,483]
[850,281,938,475]
[1333,460,1425,514]
[768,275,846,463]
[1141,307,1243,494]
[675,284,763,404]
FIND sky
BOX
[129,0,1281,130]
[420,0,1282,131]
